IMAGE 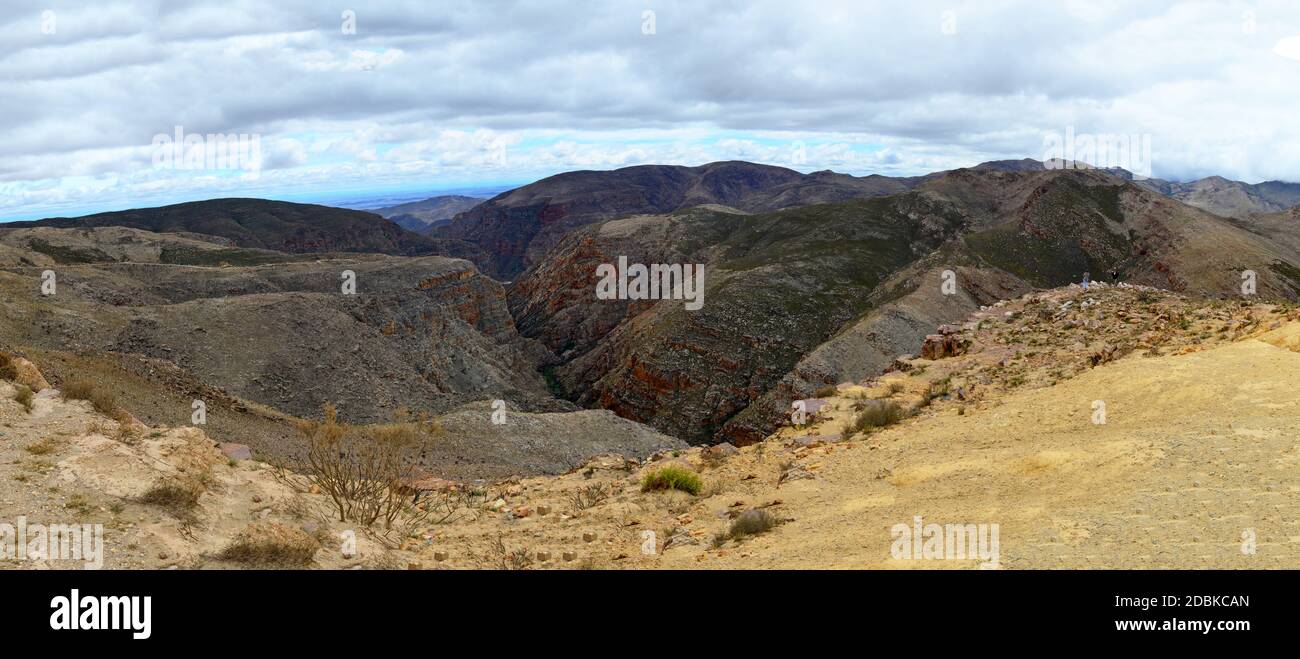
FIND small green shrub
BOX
[641,465,702,496]
[812,384,839,398]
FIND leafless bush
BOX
[475,534,533,570]
[299,404,440,530]
[568,482,614,513]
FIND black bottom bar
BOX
[3,569,1290,647]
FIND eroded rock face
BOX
[4,249,561,424]
[507,167,1300,446]
[921,325,970,360]
[509,193,974,444]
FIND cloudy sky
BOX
[3,0,1300,220]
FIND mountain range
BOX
[4,157,1299,454]
[373,194,485,234]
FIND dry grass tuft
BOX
[23,437,60,455]
[138,475,205,518]
[218,522,320,565]
[13,385,34,413]
[61,378,119,417]
[842,399,907,437]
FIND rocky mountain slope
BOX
[0,246,555,424]
[1137,176,1300,218]
[0,228,688,480]
[509,166,1300,445]
[437,161,928,279]
[977,158,1300,219]
[0,225,303,267]
[7,283,1292,569]
[1236,205,1300,262]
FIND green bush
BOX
[641,465,702,496]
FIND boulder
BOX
[921,332,970,360]
[219,442,253,461]
[7,357,51,392]
[702,443,739,460]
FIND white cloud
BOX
[3,0,1300,219]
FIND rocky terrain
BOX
[7,282,1294,569]
[3,158,1299,572]
[968,158,1300,219]
[392,283,1300,569]
[507,165,1300,445]
[0,228,680,480]
[8,163,1300,458]
[1137,175,1300,219]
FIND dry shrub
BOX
[842,399,907,437]
[218,522,319,566]
[299,404,440,529]
[13,385,34,413]
[812,384,839,398]
[139,475,205,518]
[474,534,533,570]
[23,437,59,455]
[61,378,119,416]
[568,482,614,512]
[0,352,17,381]
[414,486,490,525]
[714,508,782,547]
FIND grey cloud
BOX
[3,0,1300,218]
